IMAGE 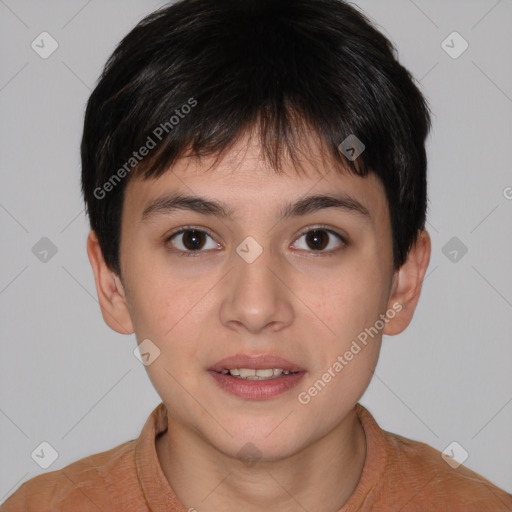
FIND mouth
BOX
[207,354,306,399]
[216,368,300,380]
[208,353,306,376]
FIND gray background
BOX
[1,0,511,502]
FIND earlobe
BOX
[86,230,134,335]
[383,230,431,336]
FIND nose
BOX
[219,242,294,334]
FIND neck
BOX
[156,407,367,512]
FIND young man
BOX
[2,0,511,510]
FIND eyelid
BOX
[293,224,348,245]
[166,224,216,238]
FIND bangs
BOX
[130,102,369,183]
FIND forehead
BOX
[122,135,389,226]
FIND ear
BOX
[86,230,134,335]
[383,229,431,336]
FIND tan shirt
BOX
[2,403,511,511]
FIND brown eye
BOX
[305,230,330,250]
[181,230,207,250]
[292,228,346,253]
[167,229,220,254]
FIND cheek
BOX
[317,271,385,335]
[126,263,210,338]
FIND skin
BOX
[87,132,431,512]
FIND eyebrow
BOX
[141,191,371,222]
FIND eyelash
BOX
[164,225,348,258]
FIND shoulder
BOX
[383,430,512,510]
[355,405,512,511]
[1,440,137,512]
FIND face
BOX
[91,133,419,462]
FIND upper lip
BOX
[208,354,306,373]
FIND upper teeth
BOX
[221,368,291,378]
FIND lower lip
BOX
[207,370,306,400]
